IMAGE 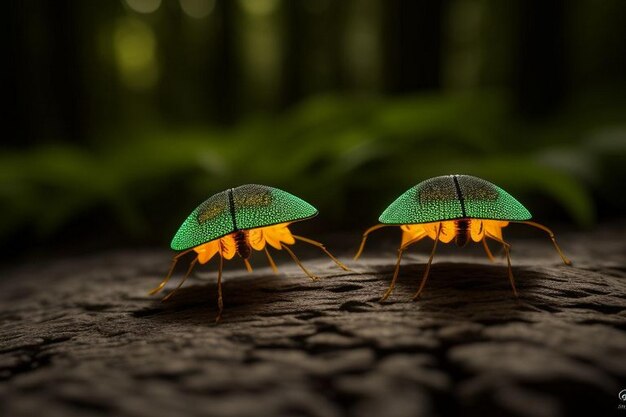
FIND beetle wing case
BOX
[170,184,318,251]
[379,175,531,225]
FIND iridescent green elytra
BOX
[170,184,318,251]
[379,174,532,224]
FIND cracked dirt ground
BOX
[1,227,625,417]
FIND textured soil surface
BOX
[1,226,625,417]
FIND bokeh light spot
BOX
[238,0,280,16]
[113,17,159,90]
[124,0,161,14]
[180,0,216,19]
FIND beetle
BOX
[354,174,572,301]
[150,184,349,321]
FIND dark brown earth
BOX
[1,227,625,417]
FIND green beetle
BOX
[150,184,349,321]
[355,174,572,301]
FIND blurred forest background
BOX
[3,0,626,261]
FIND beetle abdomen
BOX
[233,230,251,259]
[454,219,470,247]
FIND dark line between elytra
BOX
[452,175,467,218]
[227,188,238,231]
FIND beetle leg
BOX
[516,221,572,265]
[412,223,442,301]
[380,234,427,301]
[162,258,198,302]
[216,255,224,323]
[149,248,194,295]
[381,248,405,301]
[264,247,279,274]
[354,224,388,260]
[482,238,496,262]
[243,258,253,273]
[292,235,351,271]
[485,231,518,297]
[281,243,319,281]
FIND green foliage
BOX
[1,91,622,248]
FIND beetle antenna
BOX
[516,221,572,265]
[354,224,388,260]
[149,248,194,295]
[216,256,224,323]
[412,223,442,300]
[161,258,198,302]
[281,243,319,281]
[485,231,518,297]
[292,235,351,271]
[264,247,279,274]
